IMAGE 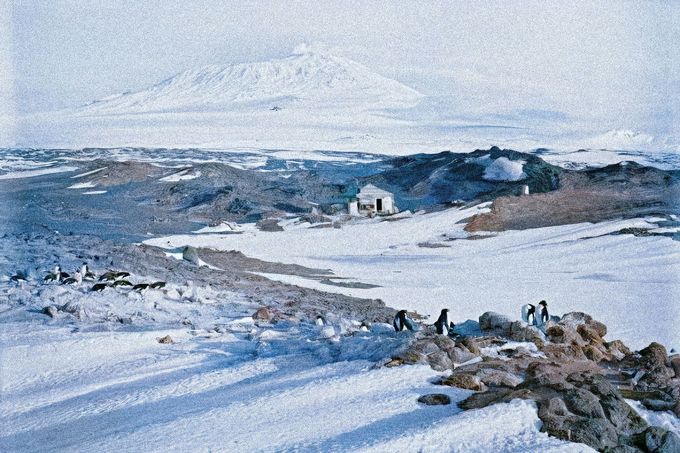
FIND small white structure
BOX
[520,184,530,196]
[348,184,396,216]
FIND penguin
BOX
[10,271,29,283]
[521,304,536,325]
[393,310,417,332]
[315,315,326,326]
[434,308,449,335]
[99,270,130,282]
[91,282,108,292]
[149,281,166,289]
[112,280,132,288]
[44,266,69,283]
[132,283,150,291]
[448,321,456,337]
[538,300,549,324]
[62,271,82,285]
[80,263,96,281]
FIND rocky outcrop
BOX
[391,311,680,452]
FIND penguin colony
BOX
[14,263,166,293]
[393,301,553,334]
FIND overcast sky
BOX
[2,1,679,136]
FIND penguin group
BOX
[40,263,164,293]
[393,308,456,336]
[521,300,549,326]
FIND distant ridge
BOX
[80,47,423,115]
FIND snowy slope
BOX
[147,208,680,351]
[81,49,423,115]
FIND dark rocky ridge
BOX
[1,147,678,241]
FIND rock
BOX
[545,324,585,346]
[384,358,404,368]
[670,356,680,378]
[448,347,478,364]
[479,311,513,332]
[182,245,201,264]
[508,321,546,347]
[459,337,481,355]
[583,344,607,363]
[427,351,453,371]
[606,340,632,361]
[414,340,441,356]
[634,427,680,453]
[639,342,670,367]
[319,326,336,339]
[395,350,425,365]
[476,368,523,388]
[674,401,680,418]
[542,343,587,361]
[252,307,274,322]
[41,305,58,318]
[440,373,487,391]
[577,323,604,344]
[640,399,676,412]
[60,301,83,319]
[158,335,174,344]
[417,393,451,405]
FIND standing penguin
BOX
[538,300,549,325]
[521,304,537,325]
[393,310,417,332]
[434,308,449,335]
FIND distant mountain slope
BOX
[81,49,423,115]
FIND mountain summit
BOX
[82,47,423,114]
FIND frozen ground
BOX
[147,206,680,351]
[0,311,593,452]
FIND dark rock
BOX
[479,311,513,332]
[634,426,680,453]
[606,340,632,361]
[182,245,201,264]
[639,342,670,367]
[417,393,451,405]
[158,335,174,344]
[41,305,58,318]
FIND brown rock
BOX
[476,368,523,388]
[606,340,632,361]
[670,356,680,378]
[577,324,603,344]
[583,345,607,363]
[252,307,274,322]
[639,342,670,367]
[440,373,487,391]
[158,335,174,344]
[448,347,478,364]
[417,393,451,405]
[459,337,481,355]
[479,311,513,332]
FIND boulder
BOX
[448,347,478,364]
[545,323,585,347]
[417,393,451,406]
[427,351,453,371]
[639,342,670,367]
[158,335,174,344]
[440,373,487,391]
[182,246,201,264]
[508,321,546,347]
[476,368,523,388]
[252,307,274,322]
[634,427,680,453]
[606,340,632,361]
[670,356,680,378]
[577,323,604,344]
[459,336,481,355]
[479,312,513,332]
[41,305,58,318]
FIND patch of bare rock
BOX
[393,311,680,452]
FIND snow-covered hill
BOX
[81,48,423,115]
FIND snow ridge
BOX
[81,47,423,114]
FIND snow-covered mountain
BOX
[81,49,423,115]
